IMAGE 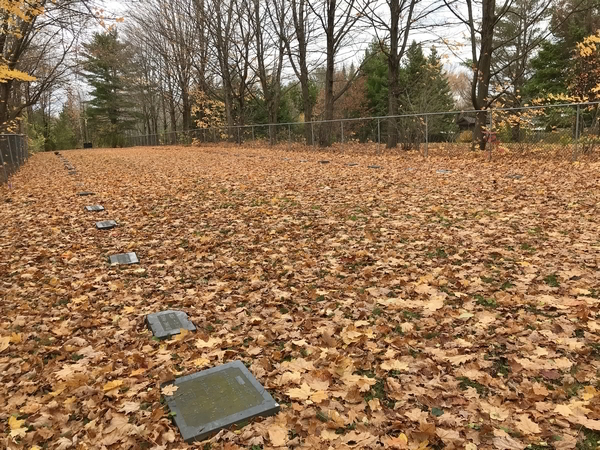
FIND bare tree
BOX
[306,0,366,146]
[0,0,98,129]
[361,0,442,148]
[272,0,318,145]
[253,0,286,145]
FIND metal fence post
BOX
[0,137,7,183]
[341,121,344,152]
[377,118,381,154]
[311,122,315,148]
[212,128,216,143]
[572,104,580,161]
[488,110,494,162]
[7,134,15,175]
[288,123,291,150]
[424,115,428,158]
[237,126,241,145]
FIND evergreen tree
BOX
[396,42,456,148]
[361,41,388,117]
[82,30,136,148]
[52,107,79,150]
[522,41,568,100]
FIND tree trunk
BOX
[319,1,336,147]
[472,0,495,151]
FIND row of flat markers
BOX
[55,152,139,266]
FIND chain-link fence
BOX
[0,134,29,185]
[122,101,600,160]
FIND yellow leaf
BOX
[172,328,189,342]
[193,357,211,368]
[123,306,135,314]
[0,336,10,353]
[129,368,145,377]
[103,379,124,392]
[9,416,25,430]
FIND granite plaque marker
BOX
[147,310,196,339]
[346,163,358,166]
[368,165,382,169]
[299,159,308,162]
[77,191,95,196]
[506,174,523,180]
[163,360,280,442]
[319,160,330,164]
[109,252,139,265]
[85,205,105,212]
[96,220,117,230]
[436,169,453,174]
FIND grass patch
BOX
[544,274,560,287]
[457,377,489,396]
[475,294,497,308]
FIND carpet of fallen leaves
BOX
[1,145,600,450]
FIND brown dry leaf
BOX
[103,379,124,392]
[268,424,288,447]
[161,385,179,396]
[287,383,312,401]
[382,433,408,448]
[195,336,222,348]
[515,414,541,435]
[493,435,525,450]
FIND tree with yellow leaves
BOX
[0,0,106,131]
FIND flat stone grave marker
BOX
[368,165,382,169]
[147,310,196,339]
[163,360,280,442]
[319,160,330,164]
[109,252,139,265]
[406,167,416,171]
[96,220,117,230]
[68,171,77,175]
[506,174,523,180]
[436,169,453,174]
[77,191,95,196]
[85,205,105,212]
[299,159,308,162]
[346,163,358,166]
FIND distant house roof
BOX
[456,114,476,126]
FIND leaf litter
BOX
[0,146,599,449]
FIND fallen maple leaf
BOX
[103,379,124,392]
[195,336,222,348]
[515,414,541,435]
[287,383,312,400]
[268,425,288,446]
[161,384,179,396]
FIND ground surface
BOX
[1,146,599,450]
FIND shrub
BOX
[457,130,473,143]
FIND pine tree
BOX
[82,30,136,148]
[396,42,456,148]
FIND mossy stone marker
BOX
[163,360,280,443]
[96,220,117,230]
[77,191,95,196]
[147,310,196,339]
[85,205,105,212]
[109,252,139,265]
[436,169,453,175]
